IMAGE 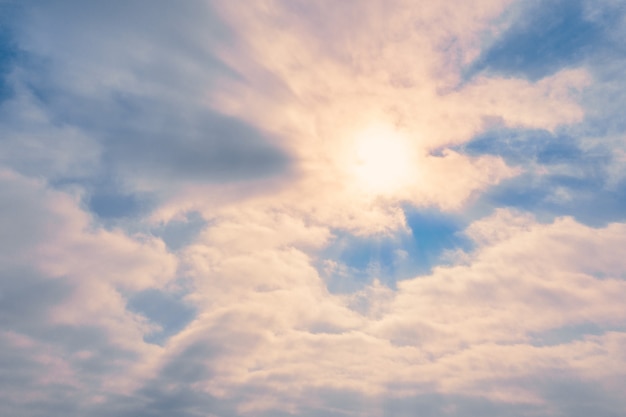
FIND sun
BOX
[347,123,417,195]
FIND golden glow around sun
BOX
[347,123,417,195]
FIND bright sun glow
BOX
[349,124,417,195]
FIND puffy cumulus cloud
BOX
[0,170,176,292]
[0,170,179,411]
[108,209,624,415]
[380,210,626,346]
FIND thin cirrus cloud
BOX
[1,0,626,416]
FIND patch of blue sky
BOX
[320,209,471,292]
[126,287,196,346]
[466,0,618,81]
[0,2,21,102]
[92,196,206,251]
[457,0,626,229]
[404,207,474,267]
[0,28,16,101]
[151,211,207,252]
[54,172,206,248]
[580,58,626,138]
[485,174,626,227]
[88,188,150,220]
[49,175,155,221]
[464,0,626,154]
[459,128,585,166]
[458,124,626,226]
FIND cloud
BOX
[126,208,623,415]
[0,169,180,412]
[1,0,291,194]
[467,0,623,81]
[169,0,588,235]
[1,0,626,416]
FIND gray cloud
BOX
[1,0,291,193]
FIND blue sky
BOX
[2,1,626,416]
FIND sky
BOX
[1,0,626,416]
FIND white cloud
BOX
[136,208,626,414]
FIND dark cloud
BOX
[1,0,291,192]
[81,340,233,417]
[0,173,165,416]
[540,379,626,417]
[529,323,623,347]
[0,174,70,263]
[100,103,290,184]
[0,267,71,329]
[0,267,145,417]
